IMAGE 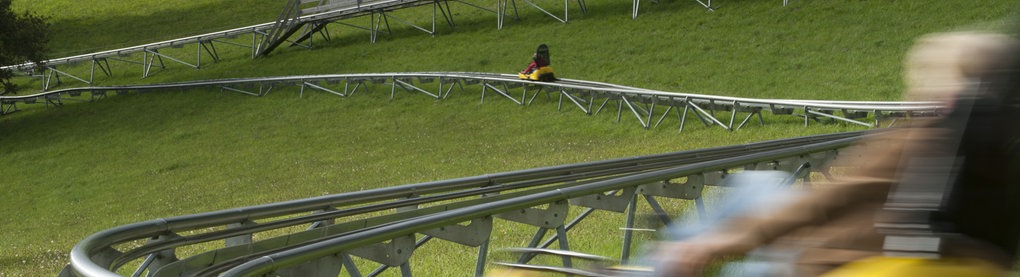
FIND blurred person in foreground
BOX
[651,31,1020,276]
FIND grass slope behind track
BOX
[2,0,1018,276]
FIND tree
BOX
[0,0,49,95]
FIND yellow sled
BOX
[518,66,556,82]
[822,256,1004,277]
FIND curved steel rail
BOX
[218,134,864,277]
[1,0,787,76]
[63,130,878,277]
[1,72,942,131]
[2,0,591,85]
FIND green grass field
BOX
[3,0,1018,276]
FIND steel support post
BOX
[497,0,505,29]
[555,225,572,269]
[621,192,639,263]
[587,91,595,114]
[695,0,715,11]
[198,40,221,67]
[621,95,649,128]
[527,85,549,105]
[653,104,674,128]
[519,83,528,103]
[129,253,157,277]
[341,252,364,277]
[520,0,568,23]
[383,11,436,36]
[616,96,623,122]
[806,109,874,127]
[142,49,168,78]
[367,235,432,277]
[438,77,462,98]
[480,81,488,103]
[803,106,810,127]
[483,82,520,103]
[646,97,657,128]
[642,194,673,226]
[496,0,521,29]
[679,99,693,132]
[437,0,456,28]
[145,49,200,70]
[632,0,639,19]
[475,239,491,277]
[50,67,90,85]
[370,11,393,43]
[43,66,92,91]
[518,228,550,263]
[400,263,412,277]
[557,90,588,112]
[90,58,113,84]
[593,96,611,115]
[687,101,729,130]
[220,85,261,97]
[1,101,16,115]
[396,79,440,99]
[132,234,182,277]
[42,68,56,91]
[736,108,765,130]
[534,207,597,251]
[728,101,738,129]
[304,81,347,97]
[251,29,264,59]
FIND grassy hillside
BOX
[3,0,1018,276]
[11,0,1016,99]
[11,0,281,57]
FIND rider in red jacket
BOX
[521,44,550,74]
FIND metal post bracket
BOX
[496,200,569,228]
[347,234,416,267]
[637,175,705,200]
[568,187,636,213]
[421,216,493,247]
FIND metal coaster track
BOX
[1,0,792,89]
[0,72,942,132]
[1,2,924,276]
[63,129,876,277]
[1,0,590,85]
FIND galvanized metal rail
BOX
[0,72,942,132]
[63,130,874,277]
[2,0,792,89]
[1,0,590,86]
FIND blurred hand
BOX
[651,234,749,276]
[653,241,715,276]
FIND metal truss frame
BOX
[34,40,230,91]
[2,0,795,83]
[62,130,862,277]
[325,1,456,45]
[2,73,943,133]
[497,0,588,28]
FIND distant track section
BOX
[0,72,941,131]
[1,0,789,90]
[1,0,590,86]
[63,130,877,277]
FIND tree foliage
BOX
[0,0,49,95]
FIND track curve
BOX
[2,72,941,131]
[62,130,882,277]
